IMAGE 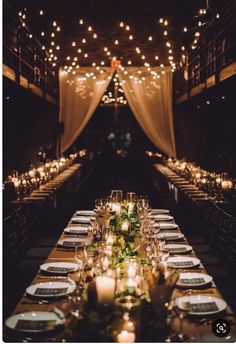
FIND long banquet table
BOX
[154,163,236,263]
[4,199,236,342]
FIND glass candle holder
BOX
[113,295,141,342]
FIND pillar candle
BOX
[128,202,135,215]
[121,220,129,232]
[96,276,115,305]
[117,330,135,343]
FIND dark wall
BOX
[174,75,236,176]
[3,77,59,177]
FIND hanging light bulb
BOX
[159,18,164,23]
[77,48,82,53]
[148,36,153,41]
[72,41,76,46]
[164,19,168,25]
[120,21,124,27]
[125,25,130,31]
[155,55,159,60]
[51,32,55,37]
[128,60,132,65]
[56,45,60,50]
[84,53,88,57]
[41,31,45,36]
[57,26,61,32]
[79,19,84,24]
[88,26,93,31]
[82,38,86,43]
[183,27,188,32]
[39,10,44,15]
[93,33,97,38]
[129,35,133,40]
[53,21,57,26]
[115,40,119,45]
[164,30,168,36]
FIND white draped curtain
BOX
[118,67,176,157]
[59,67,114,153]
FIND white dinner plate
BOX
[153,214,174,221]
[175,295,227,315]
[64,226,89,235]
[151,209,170,214]
[177,272,213,287]
[58,237,89,248]
[26,281,75,298]
[162,243,193,254]
[159,223,179,230]
[166,256,200,268]
[5,310,64,333]
[156,232,184,241]
[71,216,92,224]
[75,210,95,216]
[40,262,80,275]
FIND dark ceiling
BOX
[7,0,227,67]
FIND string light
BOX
[79,19,84,24]
[120,21,124,27]
[88,26,93,31]
[57,26,61,32]
[125,25,130,31]
[115,40,119,45]
[39,10,44,15]
[93,33,97,38]
[53,21,57,27]
[183,27,188,32]
[148,36,153,41]
[129,35,133,40]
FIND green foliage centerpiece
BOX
[111,200,141,265]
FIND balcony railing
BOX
[3,0,58,100]
[174,1,236,100]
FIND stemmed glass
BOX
[111,190,123,203]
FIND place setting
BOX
[166,256,201,269]
[39,261,81,275]
[70,216,93,225]
[161,243,193,254]
[63,226,90,235]
[176,272,213,288]
[57,237,91,250]
[156,232,185,241]
[5,308,65,335]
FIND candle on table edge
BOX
[117,330,136,343]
